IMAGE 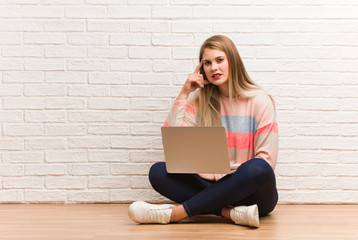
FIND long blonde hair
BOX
[196,35,272,126]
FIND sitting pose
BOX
[128,35,279,228]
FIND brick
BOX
[213,21,255,33]
[0,164,24,176]
[111,86,151,97]
[65,6,107,18]
[111,111,152,122]
[25,59,65,71]
[86,0,127,4]
[89,150,129,162]
[45,124,86,136]
[3,124,44,136]
[152,34,193,46]
[172,21,211,33]
[69,111,111,122]
[46,177,86,189]
[296,98,340,111]
[111,136,152,149]
[25,164,66,176]
[0,191,24,203]
[25,111,67,123]
[131,176,152,189]
[24,85,66,97]
[172,47,198,59]
[68,60,109,71]
[3,98,44,110]
[108,6,150,18]
[153,60,193,72]
[68,191,109,203]
[25,190,66,203]
[131,73,171,85]
[46,72,86,84]
[0,59,23,70]
[68,137,111,149]
[68,33,109,45]
[45,98,85,109]
[0,20,42,31]
[3,177,44,189]
[3,152,44,164]
[46,151,87,163]
[110,189,166,203]
[69,85,110,97]
[88,124,128,135]
[2,46,44,57]
[68,164,110,176]
[110,33,151,45]
[44,20,85,32]
[89,72,130,85]
[88,98,129,110]
[256,47,298,59]
[24,33,65,44]
[88,176,130,189]
[0,111,23,123]
[0,33,22,44]
[130,20,169,33]
[111,163,152,175]
[128,0,168,4]
[111,60,151,72]
[0,85,23,96]
[88,47,128,58]
[131,98,170,110]
[152,7,192,19]
[130,124,161,136]
[88,20,129,33]
[129,47,170,59]
[152,137,163,149]
[22,6,63,18]
[152,86,182,98]
[45,46,86,58]
[25,138,66,150]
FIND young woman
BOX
[128,35,279,228]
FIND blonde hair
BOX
[196,35,273,126]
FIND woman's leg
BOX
[181,158,278,217]
[148,162,214,204]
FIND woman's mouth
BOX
[212,73,222,80]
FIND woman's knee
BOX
[148,162,167,186]
[242,158,275,184]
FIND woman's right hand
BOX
[177,61,210,100]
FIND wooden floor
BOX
[0,204,357,240]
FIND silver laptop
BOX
[161,126,231,174]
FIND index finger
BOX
[193,60,203,73]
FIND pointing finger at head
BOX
[193,60,203,73]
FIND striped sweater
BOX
[164,93,279,181]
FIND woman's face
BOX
[202,48,229,87]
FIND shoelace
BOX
[234,208,247,224]
[146,207,168,223]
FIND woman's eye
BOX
[217,58,223,62]
[204,62,211,66]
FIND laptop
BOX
[161,126,231,174]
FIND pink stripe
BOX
[256,123,278,135]
[164,121,170,126]
[226,132,255,150]
[185,105,195,115]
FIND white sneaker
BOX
[230,204,260,228]
[128,201,175,224]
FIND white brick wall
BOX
[0,1,357,204]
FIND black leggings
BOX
[149,158,278,217]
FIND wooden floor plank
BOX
[0,204,357,240]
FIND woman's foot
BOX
[229,204,260,228]
[128,201,175,224]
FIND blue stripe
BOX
[221,115,258,134]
